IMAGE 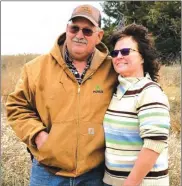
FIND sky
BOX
[1,1,104,55]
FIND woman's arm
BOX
[123,147,159,186]
[123,84,170,186]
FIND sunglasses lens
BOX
[82,28,93,36]
[111,50,119,57]
[69,25,94,36]
[69,25,79,34]
[111,48,131,57]
[121,48,130,56]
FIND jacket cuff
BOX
[143,138,167,153]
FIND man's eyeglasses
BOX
[68,24,97,37]
[110,48,139,58]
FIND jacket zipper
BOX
[75,72,94,175]
[75,84,80,176]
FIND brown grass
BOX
[1,54,40,96]
[159,65,181,133]
[1,112,31,186]
[168,132,181,186]
[1,55,181,185]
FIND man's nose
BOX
[76,29,85,38]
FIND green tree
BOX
[101,1,181,64]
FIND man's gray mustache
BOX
[72,37,88,44]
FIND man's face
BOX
[66,17,103,61]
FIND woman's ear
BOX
[96,29,104,44]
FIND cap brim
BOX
[69,15,98,27]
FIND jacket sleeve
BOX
[136,85,170,153]
[6,63,46,148]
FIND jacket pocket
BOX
[36,125,55,164]
[37,128,54,153]
[36,121,76,171]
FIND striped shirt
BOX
[103,73,170,186]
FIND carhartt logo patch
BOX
[93,85,103,93]
[88,128,94,135]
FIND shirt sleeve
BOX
[136,84,170,153]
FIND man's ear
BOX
[96,30,104,44]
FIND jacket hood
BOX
[50,33,110,70]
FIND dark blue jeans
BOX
[30,159,104,186]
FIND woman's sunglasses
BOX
[68,24,97,37]
[110,48,138,58]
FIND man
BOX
[6,4,117,186]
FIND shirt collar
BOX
[116,73,151,100]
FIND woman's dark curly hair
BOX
[110,24,160,82]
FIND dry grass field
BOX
[1,54,181,186]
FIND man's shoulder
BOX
[23,53,53,80]
[25,53,51,67]
[102,55,112,65]
[105,55,112,61]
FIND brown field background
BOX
[1,54,181,186]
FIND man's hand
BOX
[35,131,49,149]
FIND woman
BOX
[103,24,170,186]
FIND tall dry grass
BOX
[1,54,40,96]
[1,112,31,186]
[159,65,181,133]
[1,55,181,186]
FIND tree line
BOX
[100,1,181,65]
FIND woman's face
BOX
[112,36,144,77]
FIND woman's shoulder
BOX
[136,76,170,109]
[136,74,162,92]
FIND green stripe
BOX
[107,139,143,146]
[104,118,138,126]
[153,124,170,129]
[139,112,169,119]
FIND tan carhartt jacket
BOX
[6,33,118,177]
